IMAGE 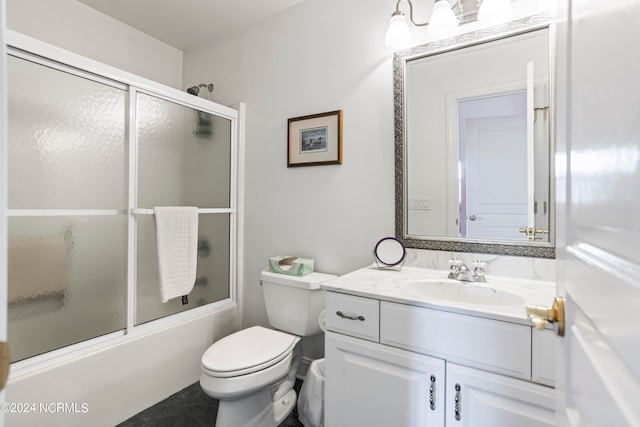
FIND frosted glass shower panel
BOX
[7,216,127,362]
[135,213,231,325]
[137,93,232,208]
[7,55,127,209]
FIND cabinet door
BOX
[446,363,555,427]
[326,332,445,427]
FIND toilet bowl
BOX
[200,270,336,427]
[201,326,301,427]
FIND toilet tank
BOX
[261,270,336,336]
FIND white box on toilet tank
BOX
[261,270,336,336]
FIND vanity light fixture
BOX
[477,0,513,24]
[384,0,513,48]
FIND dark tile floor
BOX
[118,381,305,427]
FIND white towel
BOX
[154,207,199,303]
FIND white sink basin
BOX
[400,280,525,306]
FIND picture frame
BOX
[287,110,342,167]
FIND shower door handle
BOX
[0,342,10,390]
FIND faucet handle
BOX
[448,257,462,279]
[448,257,462,267]
[472,260,487,281]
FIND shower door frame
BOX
[1,1,8,424]
[5,30,239,376]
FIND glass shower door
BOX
[6,55,128,362]
[5,52,237,362]
[135,92,232,325]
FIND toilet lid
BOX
[202,326,298,377]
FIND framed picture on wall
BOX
[287,110,342,167]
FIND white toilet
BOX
[200,269,336,427]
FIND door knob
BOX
[469,215,477,221]
[525,297,565,337]
[519,226,550,240]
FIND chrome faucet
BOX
[448,258,487,282]
[455,263,475,282]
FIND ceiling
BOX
[78,0,303,50]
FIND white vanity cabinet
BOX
[446,363,555,426]
[324,291,555,427]
[326,332,445,427]
[325,291,445,426]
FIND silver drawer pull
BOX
[454,383,462,421]
[429,375,436,411]
[336,311,365,321]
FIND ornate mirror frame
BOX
[394,13,555,258]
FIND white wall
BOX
[182,0,554,330]
[5,0,183,88]
[184,0,398,328]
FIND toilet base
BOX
[215,388,296,427]
[216,388,272,427]
[273,389,297,425]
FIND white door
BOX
[465,114,528,239]
[0,0,9,425]
[555,1,640,426]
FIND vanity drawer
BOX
[380,301,532,379]
[326,292,380,342]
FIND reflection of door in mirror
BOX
[455,83,550,242]
[459,91,527,240]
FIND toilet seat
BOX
[202,326,298,378]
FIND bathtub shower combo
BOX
[5,33,238,365]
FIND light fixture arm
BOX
[391,0,428,27]
[392,0,463,26]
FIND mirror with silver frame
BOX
[394,14,555,258]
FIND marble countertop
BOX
[321,265,556,326]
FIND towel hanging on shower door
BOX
[154,206,199,303]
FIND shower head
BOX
[186,83,215,137]
[186,83,214,99]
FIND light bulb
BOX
[385,12,412,48]
[428,1,458,37]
